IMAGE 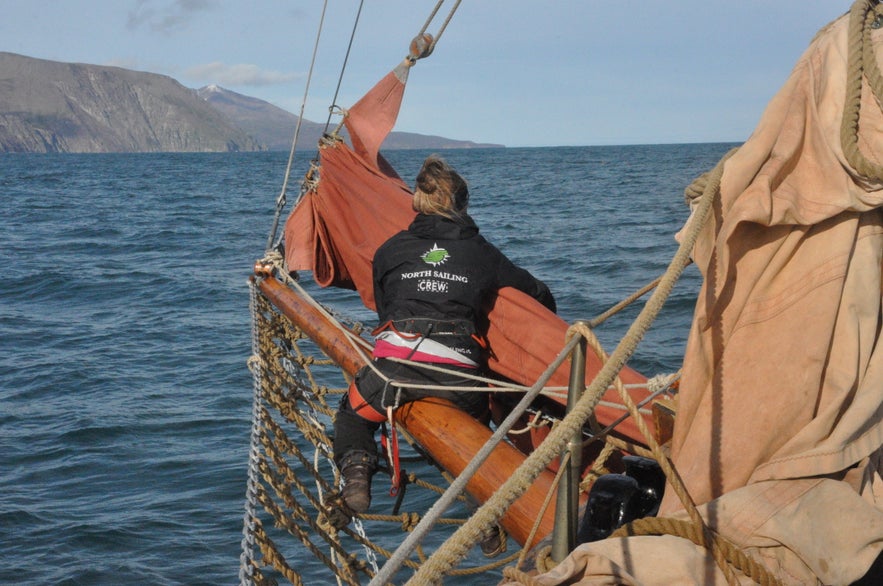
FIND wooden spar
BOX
[256,273,366,376]
[396,398,562,544]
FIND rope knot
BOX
[246,355,266,374]
[400,511,421,531]
[532,545,557,573]
[565,321,593,343]
[646,372,680,395]
[565,321,607,362]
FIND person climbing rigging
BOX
[332,154,556,519]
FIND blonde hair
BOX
[412,155,469,219]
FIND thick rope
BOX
[841,0,883,183]
[417,1,444,37]
[413,0,462,58]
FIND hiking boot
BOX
[338,450,376,514]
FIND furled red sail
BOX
[282,59,649,423]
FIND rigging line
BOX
[324,0,365,133]
[418,1,445,36]
[265,0,329,252]
[581,383,673,450]
[427,0,462,54]
[413,0,461,59]
[589,275,663,328]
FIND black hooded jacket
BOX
[372,213,556,341]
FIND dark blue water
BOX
[0,144,734,585]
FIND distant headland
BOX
[0,52,503,154]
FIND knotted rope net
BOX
[240,278,539,585]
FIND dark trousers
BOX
[333,359,488,461]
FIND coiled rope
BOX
[612,517,782,586]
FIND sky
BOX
[1,0,845,147]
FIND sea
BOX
[1,143,736,585]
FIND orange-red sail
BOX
[282,60,651,433]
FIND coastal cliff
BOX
[0,52,260,153]
[0,52,503,154]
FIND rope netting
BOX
[241,279,547,585]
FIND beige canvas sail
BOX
[503,7,883,585]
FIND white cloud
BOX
[127,0,217,34]
[184,61,300,87]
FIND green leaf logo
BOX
[421,243,450,266]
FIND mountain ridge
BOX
[196,83,503,151]
[0,51,259,153]
[0,52,502,153]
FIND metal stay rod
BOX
[551,320,588,561]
